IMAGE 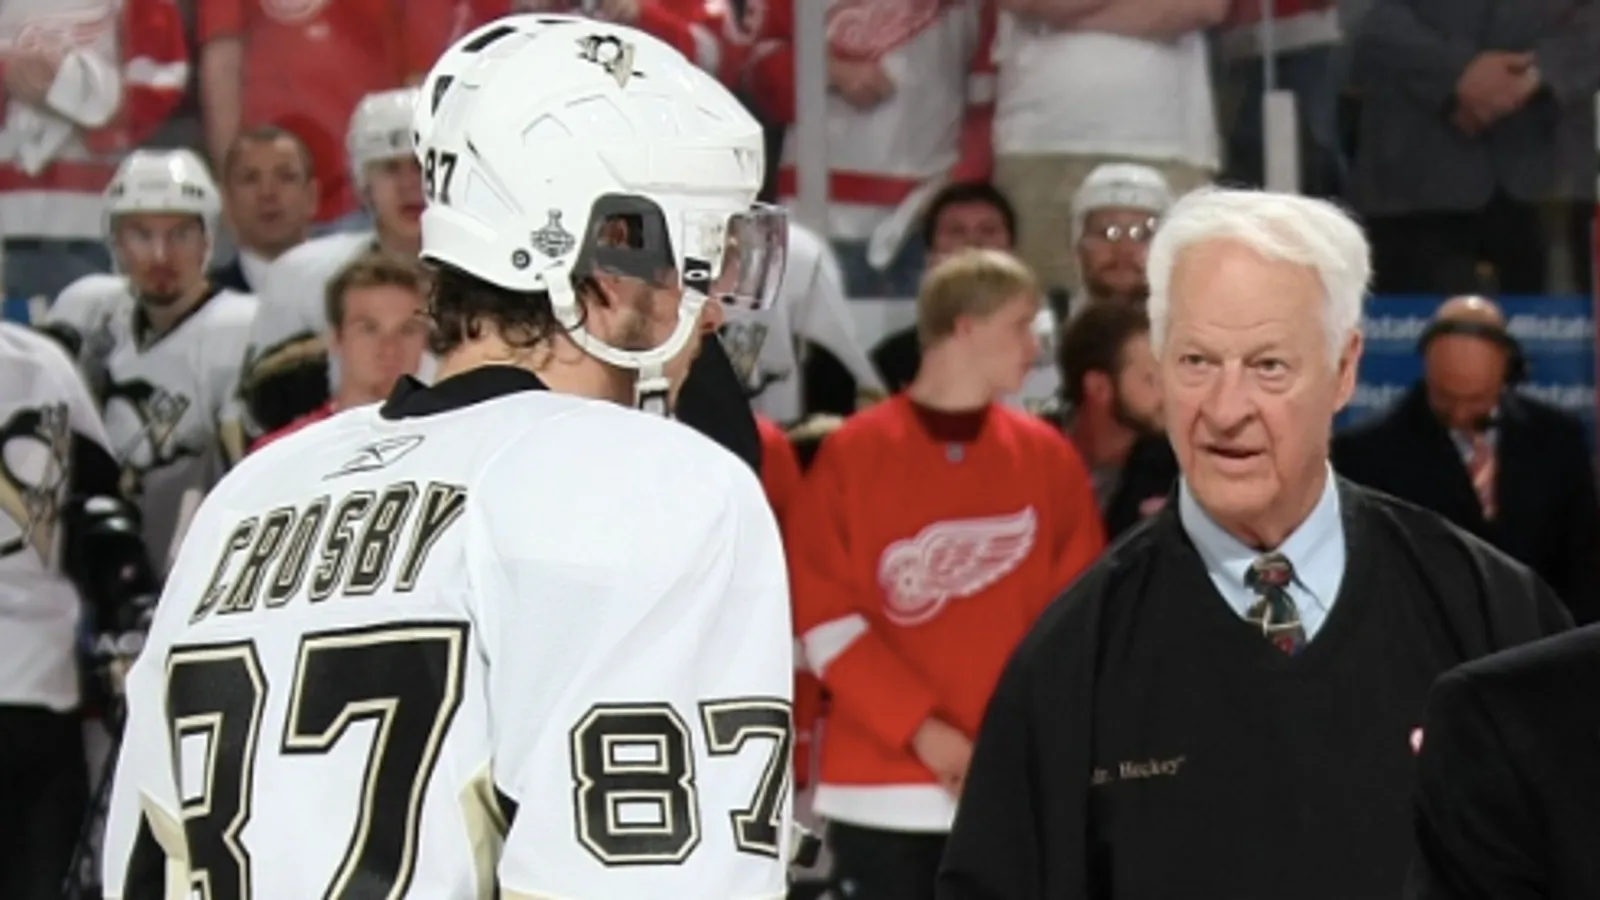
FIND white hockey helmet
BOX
[1071,163,1173,243]
[414,14,786,403]
[348,87,420,194]
[413,16,561,151]
[103,148,223,267]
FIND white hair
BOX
[1145,187,1370,364]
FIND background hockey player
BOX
[238,86,425,438]
[102,15,797,899]
[42,148,257,574]
[0,323,156,900]
[249,250,431,451]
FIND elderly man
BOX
[1333,296,1600,624]
[936,188,1571,900]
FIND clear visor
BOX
[680,203,788,313]
[572,198,787,315]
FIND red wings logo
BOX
[876,506,1038,626]
[827,0,957,61]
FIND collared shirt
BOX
[1449,425,1498,465]
[1177,466,1346,640]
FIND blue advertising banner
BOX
[1340,295,1596,446]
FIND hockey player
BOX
[42,149,257,574]
[0,323,157,900]
[238,86,425,438]
[102,15,796,900]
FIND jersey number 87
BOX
[163,623,794,900]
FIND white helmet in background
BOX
[103,147,223,267]
[348,87,419,195]
[415,14,786,405]
[1071,163,1173,243]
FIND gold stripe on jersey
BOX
[460,764,509,900]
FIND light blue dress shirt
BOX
[1176,466,1347,640]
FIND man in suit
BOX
[1409,622,1600,899]
[1333,295,1600,623]
[208,125,319,293]
[1351,0,1600,295]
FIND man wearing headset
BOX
[1333,295,1600,624]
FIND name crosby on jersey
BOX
[189,477,466,621]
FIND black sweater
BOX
[938,480,1572,900]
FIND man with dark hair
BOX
[871,180,1023,394]
[1055,301,1177,538]
[103,18,799,899]
[247,251,430,451]
[919,181,1018,259]
[209,125,320,293]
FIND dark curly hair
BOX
[426,263,581,356]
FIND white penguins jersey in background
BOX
[44,274,256,572]
[724,223,885,424]
[0,322,112,712]
[243,230,437,429]
[102,373,796,899]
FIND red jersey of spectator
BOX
[198,0,460,222]
[0,0,190,240]
[785,395,1104,830]
[756,414,801,517]
[755,414,822,787]
[249,400,333,454]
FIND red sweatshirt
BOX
[754,414,824,789]
[785,395,1104,831]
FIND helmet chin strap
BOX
[547,276,706,416]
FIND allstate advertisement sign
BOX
[1339,295,1596,445]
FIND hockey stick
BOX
[61,696,126,900]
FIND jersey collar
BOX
[379,365,547,419]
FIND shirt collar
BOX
[1178,464,1343,604]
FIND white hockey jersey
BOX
[0,322,112,711]
[102,367,796,900]
[44,276,257,571]
[723,224,884,424]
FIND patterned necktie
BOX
[1244,552,1306,655]
[1468,433,1497,521]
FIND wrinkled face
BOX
[930,201,1012,264]
[225,136,318,257]
[112,212,210,306]
[365,157,424,244]
[1079,207,1157,302]
[331,284,430,405]
[1161,240,1359,533]
[1112,333,1163,432]
[1424,334,1508,432]
[958,293,1041,398]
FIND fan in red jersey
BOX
[785,248,1105,895]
